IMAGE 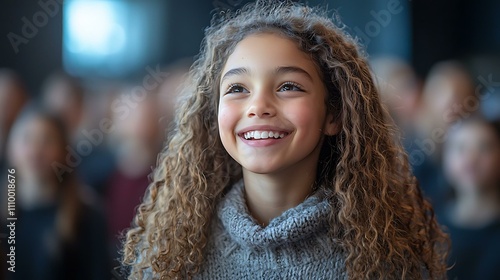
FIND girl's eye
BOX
[226,84,249,94]
[278,82,303,92]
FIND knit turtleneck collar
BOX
[217,180,331,250]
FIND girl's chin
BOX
[241,163,283,175]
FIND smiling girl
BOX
[122,1,448,279]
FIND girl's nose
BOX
[246,90,277,118]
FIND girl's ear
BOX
[323,112,341,136]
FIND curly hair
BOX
[122,1,449,279]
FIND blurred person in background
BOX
[370,57,422,133]
[410,61,477,209]
[156,58,191,135]
[0,69,29,171]
[104,61,188,268]
[41,72,85,142]
[41,71,115,196]
[418,61,477,140]
[105,89,164,266]
[1,109,110,280]
[440,117,500,279]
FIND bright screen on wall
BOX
[63,0,166,78]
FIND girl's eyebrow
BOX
[275,66,313,82]
[221,67,250,85]
[221,66,313,85]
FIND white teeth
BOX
[242,130,287,140]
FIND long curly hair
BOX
[122,1,449,279]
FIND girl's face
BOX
[10,117,66,181]
[218,33,337,175]
[444,122,500,193]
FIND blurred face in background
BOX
[8,115,67,207]
[370,58,421,127]
[444,121,500,194]
[0,71,28,154]
[422,64,475,128]
[42,76,84,138]
[9,116,65,182]
[157,71,187,127]
[384,70,420,121]
[111,93,163,177]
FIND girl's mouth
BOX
[241,130,289,140]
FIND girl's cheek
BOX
[285,101,325,128]
[218,105,237,134]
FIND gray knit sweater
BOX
[194,180,347,279]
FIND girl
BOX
[122,1,449,279]
[2,109,110,280]
[440,117,500,279]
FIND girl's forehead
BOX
[221,33,321,80]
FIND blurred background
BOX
[0,0,499,279]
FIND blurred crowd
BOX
[371,57,500,279]
[0,59,191,280]
[0,56,499,279]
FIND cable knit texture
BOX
[194,180,347,279]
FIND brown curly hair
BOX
[122,1,449,279]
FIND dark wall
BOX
[0,0,63,95]
[412,0,500,78]
[162,0,256,63]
